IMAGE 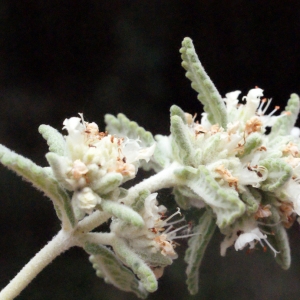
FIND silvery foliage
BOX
[1,37,300,298]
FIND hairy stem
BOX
[0,230,75,300]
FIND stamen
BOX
[164,217,185,226]
[167,224,189,235]
[78,113,87,129]
[268,105,280,118]
[171,232,201,239]
[257,98,267,115]
[263,239,280,257]
[262,98,272,115]
[163,207,181,224]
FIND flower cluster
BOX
[46,115,155,218]
[2,37,300,299]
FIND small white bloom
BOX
[73,187,101,215]
[234,227,266,251]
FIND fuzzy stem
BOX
[124,162,182,205]
[0,230,75,300]
[77,210,111,234]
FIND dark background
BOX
[1,1,300,299]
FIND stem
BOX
[0,230,75,300]
[77,210,111,234]
[124,162,182,205]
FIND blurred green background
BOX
[1,1,300,299]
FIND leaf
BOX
[131,190,150,212]
[113,238,158,293]
[0,144,75,229]
[240,186,261,214]
[92,172,123,195]
[172,187,192,210]
[184,165,245,228]
[170,105,188,124]
[185,209,216,295]
[238,132,263,158]
[38,124,66,156]
[171,115,195,166]
[259,158,292,192]
[85,242,148,299]
[269,93,300,138]
[105,113,154,146]
[263,206,291,270]
[101,199,144,227]
[180,37,228,129]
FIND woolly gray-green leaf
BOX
[101,199,144,227]
[0,144,75,229]
[170,105,188,124]
[105,113,154,146]
[85,242,148,299]
[184,165,245,228]
[269,93,300,138]
[171,115,195,166]
[92,172,123,195]
[173,187,192,210]
[180,37,227,128]
[134,250,173,268]
[263,206,291,270]
[185,209,216,295]
[240,186,261,214]
[46,152,74,191]
[238,132,263,158]
[113,238,158,293]
[38,124,66,156]
[259,158,292,192]
[131,190,150,212]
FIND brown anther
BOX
[258,146,267,151]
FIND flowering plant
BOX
[1,37,300,299]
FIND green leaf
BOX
[131,190,150,212]
[184,165,245,228]
[85,242,148,299]
[171,115,195,166]
[172,187,192,210]
[263,206,291,270]
[170,105,188,124]
[92,172,123,195]
[134,250,173,267]
[185,209,216,295]
[238,132,263,158]
[240,186,261,214]
[113,238,158,293]
[180,37,228,129]
[0,144,75,229]
[101,199,144,227]
[39,124,66,156]
[259,158,292,192]
[105,113,154,146]
[46,152,74,191]
[269,93,300,138]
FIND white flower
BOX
[234,227,266,251]
[220,222,279,257]
[72,187,101,217]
